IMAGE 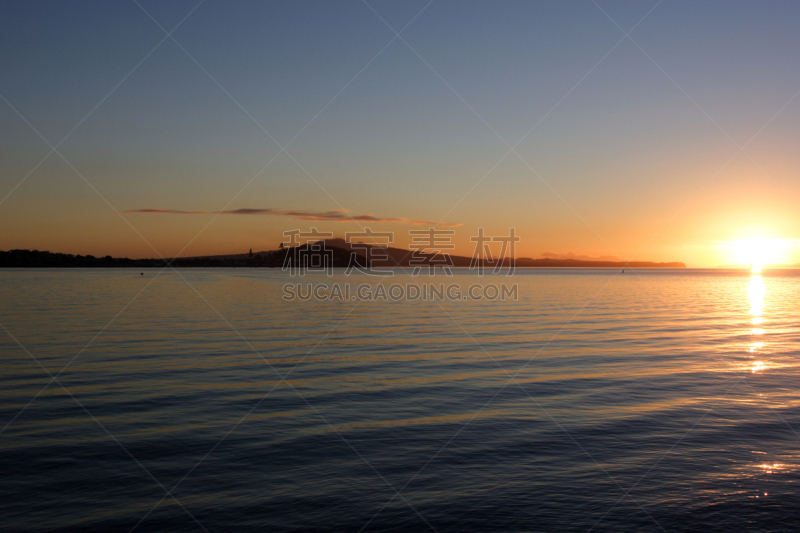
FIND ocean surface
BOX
[2,268,800,532]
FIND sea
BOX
[1,268,799,532]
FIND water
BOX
[1,268,800,532]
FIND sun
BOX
[729,238,789,272]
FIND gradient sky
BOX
[2,0,800,266]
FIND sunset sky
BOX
[2,0,800,266]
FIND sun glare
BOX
[728,238,792,272]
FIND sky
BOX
[2,0,800,266]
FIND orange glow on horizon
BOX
[714,236,800,270]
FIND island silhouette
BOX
[0,239,685,269]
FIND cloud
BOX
[121,208,462,228]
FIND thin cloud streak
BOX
[122,208,462,227]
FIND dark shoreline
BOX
[0,248,686,269]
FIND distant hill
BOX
[514,257,685,268]
[540,252,622,262]
[309,239,684,268]
[0,244,685,269]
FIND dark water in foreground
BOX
[2,268,800,532]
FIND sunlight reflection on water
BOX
[748,274,768,372]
